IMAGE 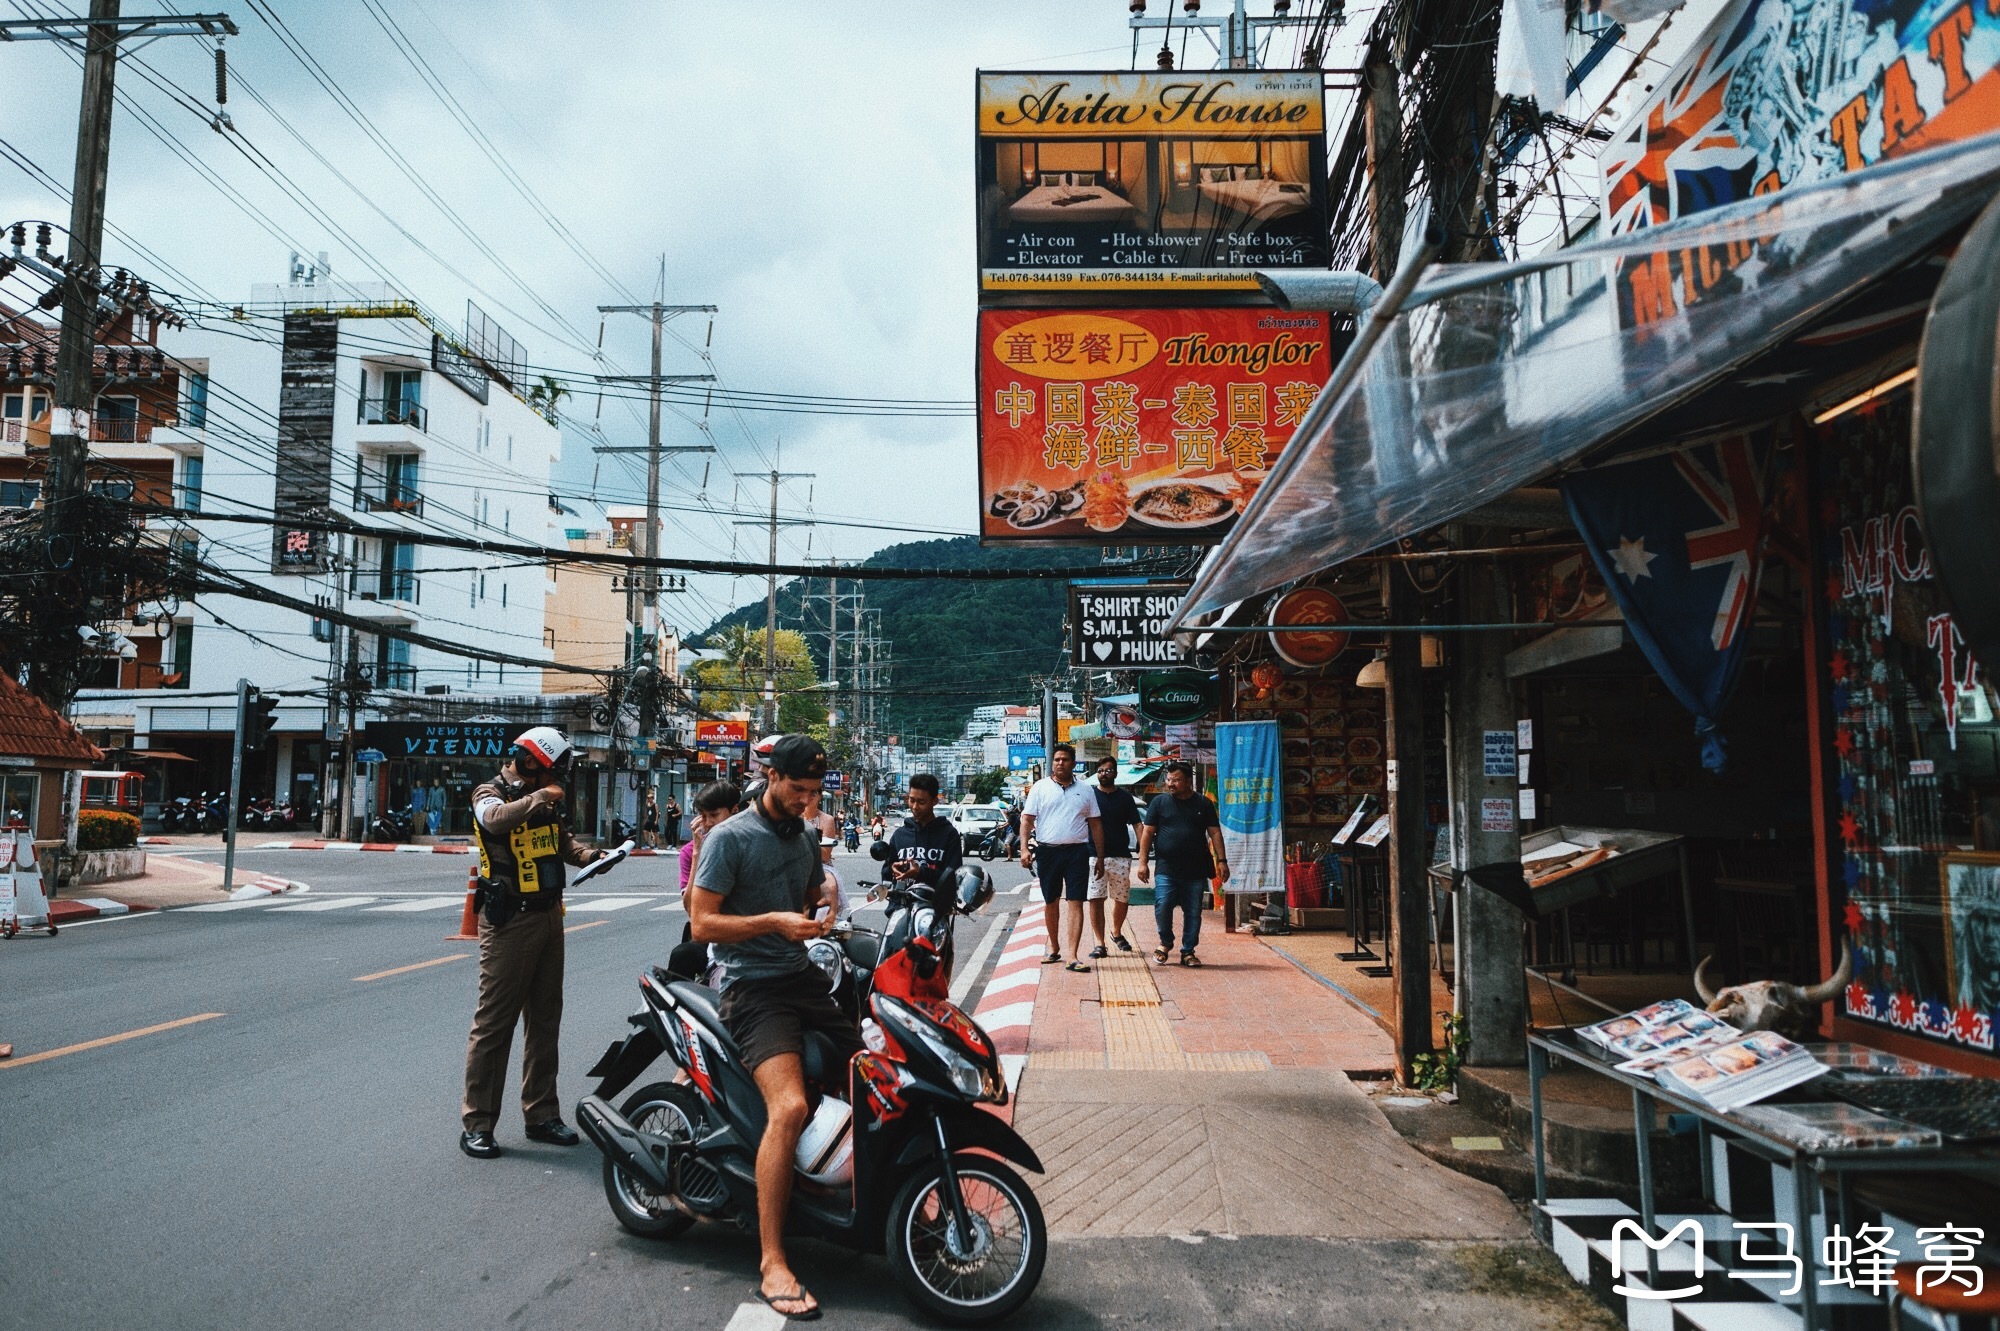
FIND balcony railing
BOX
[358,395,425,431]
[356,490,425,516]
[354,570,420,605]
[375,662,418,690]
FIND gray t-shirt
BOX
[690,804,821,988]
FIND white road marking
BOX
[363,898,466,912]
[564,896,650,912]
[722,1302,787,1331]
[973,999,1036,1032]
[997,944,1048,968]
[268,896,378,912]
[947,912,1009,1007]
[999,1052,1027,1093]
[181,898,283,913]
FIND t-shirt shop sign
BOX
[1070,581,1191,669]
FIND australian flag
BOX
[1561,436,1772,772]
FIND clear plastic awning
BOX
[1178,132,2000,621]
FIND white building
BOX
[70,269,562,834]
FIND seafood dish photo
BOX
[1128,477,1239,528]
[988,481,1084,530]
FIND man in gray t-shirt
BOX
[685,734,860,1322]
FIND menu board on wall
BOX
[1236,673,1384,836]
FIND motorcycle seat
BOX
[667,980,728,1037]
[669,980,847,1089]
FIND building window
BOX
[2,391,49,444]
[382,452,419,510]
[90,477,136,501]
[183,372,208,429]
[94,395,138,442]
[478,572,486,603]
[381,635,414,690]
[379,539,416,602]
[361,367,424,430]
[0,772,35,830]
[177,455,203,512]
[0,480,41,509]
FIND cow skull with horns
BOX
[1692,947,1852,1040]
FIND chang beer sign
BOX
[1138,670,1217,724]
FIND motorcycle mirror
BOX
[869,840,892,862]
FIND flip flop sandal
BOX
[755,1286,823,1322]
[1089,945,1109,959]
[1065,961,1092,973]
[1180,952,1202,967]
[1114,936,1135,953]
[1152,946,1171,964]
[1042,951,1063,965]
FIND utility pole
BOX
[595,284,714,666]
[732,466,813,734]
[223,677,248,893]
[6,6,237,548]
[1365,46,1405,283]
[320,535,347,837]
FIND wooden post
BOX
[1365,50,1405,284]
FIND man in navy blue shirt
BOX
[884,773,962,887]
[1136,761,1230,967]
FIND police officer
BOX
[459,726,603,1159]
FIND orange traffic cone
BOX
[447,866,480,941]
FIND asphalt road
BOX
[0,848,1586,1331]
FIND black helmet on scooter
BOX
[950,865,993,915]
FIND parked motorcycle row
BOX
[158,792,307,833]
[576,843,1048,1325]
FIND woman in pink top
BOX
[679,781,744,891]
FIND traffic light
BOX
[246,689,279,750]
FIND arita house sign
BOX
[1069,580,1192,669]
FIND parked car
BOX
[953,803,1010,854]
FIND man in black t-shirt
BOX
[1135,761,1230,967]
[1088,756,1143,955]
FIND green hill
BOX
[693,538,1092,749]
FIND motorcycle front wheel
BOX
[884,1154,1045,1325]
[602,1081,708,1239]
[977,842,997,862]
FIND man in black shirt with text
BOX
[1135,760,1230,967]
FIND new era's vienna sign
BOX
[1069,580,1192,670]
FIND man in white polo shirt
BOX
[1020,742,1103,972]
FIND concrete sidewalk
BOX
[50,853,301,919]
[1009,923,1528,1243]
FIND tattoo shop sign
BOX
[1070,580,1191,669]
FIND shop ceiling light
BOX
[1356,652,1387,688]
[1812,366,1917,425]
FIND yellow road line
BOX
[564,919,609,935]
[354,954,466,983]
[0,1013,224,1068]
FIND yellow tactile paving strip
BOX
[1026,955,1271,1072]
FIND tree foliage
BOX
[695,537,1081,749]
[689,626,827,735]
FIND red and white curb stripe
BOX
[972,911,1048,1096]
[47,897,151,923]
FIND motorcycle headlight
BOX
[806,939,844,989]
[879,997,1004,1104]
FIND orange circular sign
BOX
[1268,587,1349,668]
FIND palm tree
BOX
[527,374,570,425]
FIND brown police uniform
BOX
[460,769,597,1133]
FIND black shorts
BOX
[1035,842,1092,903]
[718,968,864,1074]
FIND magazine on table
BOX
[1655,1031,1828,1111]
[1579,1000,1739,1072]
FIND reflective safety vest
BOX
[472,781,569,902]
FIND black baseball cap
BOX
[766,734,828,780]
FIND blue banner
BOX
[1562,436,1773,771]
[1215,720,1282,896]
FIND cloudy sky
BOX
[5,2,1364,629]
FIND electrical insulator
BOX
[0,257,13,280]
[1274,0,1290,13]
[214,42,228,106]
[37,283,62,312]
[9,223,23,248]
[1157,43,1175,68]
[1129,0,1146,11]
[1183,0,1199,12]
[35,223,52,250]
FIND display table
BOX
[1527,1027,2000,1330]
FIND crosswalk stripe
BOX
[650,901,684,911]
[268,896,377,912]
[363,898,465,913]
[181,898,282,912]
[564,897,649,912]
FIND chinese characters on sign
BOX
[979,307,1330,543]
[1607,1219,1985,1302]
[976,71,1330,294]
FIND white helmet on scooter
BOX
[794,1095,853,1186]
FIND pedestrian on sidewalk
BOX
[1135,760,1229,968]
[1089,756,1142,957]
[663,795,683,847]
[641,791,661,849]
[684,734,853,1322]
[459,727,605,1160]
[1021,742,1103,972]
